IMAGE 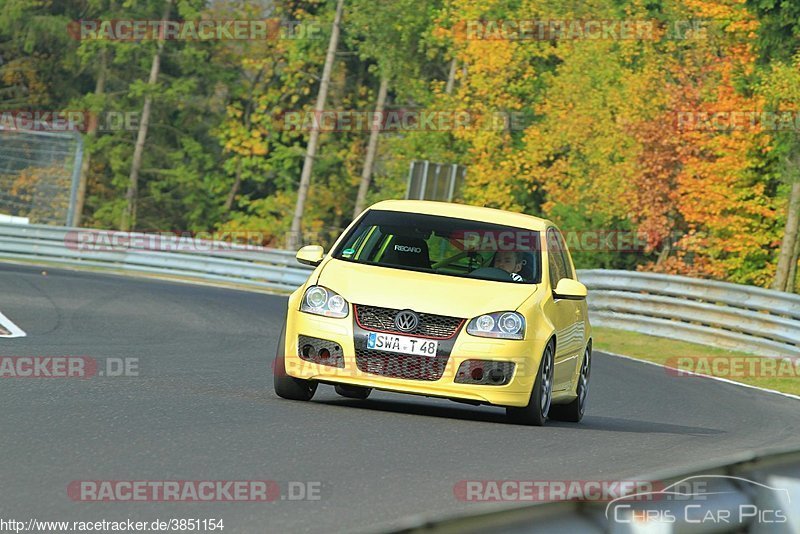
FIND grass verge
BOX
[593,326,800,397]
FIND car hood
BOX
[317,259,537,318]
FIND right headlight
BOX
[466,311,525,340]
[299,285,349,318]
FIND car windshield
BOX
[332,209,541,284]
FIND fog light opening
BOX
[318,348,331,360]
[302,344,315,358]
[470,367,484,382]
[488,368,505,384]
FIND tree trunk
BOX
[121,0,172,231]
[352,75,388,218]
[773,177,800,292]
[445,58,457,95]
[287,0,344,250]
[224,159,244,212]
[72,49,108,227]
[786,224,800,292]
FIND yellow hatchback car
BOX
[274,200,592,425]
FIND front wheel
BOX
[273,326,317,401]
[506,342,554,426]
[550,344,591,422]
[334,384,372,399]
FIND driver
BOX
[493,250,524,282]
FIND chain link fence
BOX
[0,128,82,225]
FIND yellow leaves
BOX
[251,143,268,157]
[430,25,451,41]
[223,136,268,158]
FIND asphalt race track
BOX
[2,263,800,533]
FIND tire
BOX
[273,325,317,401]
[334,384,372,400]
[506,341,554,426]
[550,344,591,423]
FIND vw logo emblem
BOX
[394,310,419,332]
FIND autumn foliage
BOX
[1,0,796,288]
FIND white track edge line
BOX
[600,350,800,402]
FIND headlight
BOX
[467,311,525,340]
[300,285,349,318]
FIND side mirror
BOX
[553,278,587,300]
[296,245,325,267]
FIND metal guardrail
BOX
[579,269,800,358]
[387,446,800,534]
[0,222,314,293]
[0,223,798,357]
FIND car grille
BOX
[354,304,464,339]
[355,349,448,381]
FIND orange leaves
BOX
[390,0,783,284]
[611,0,784,284]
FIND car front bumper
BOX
[282,306,550,408]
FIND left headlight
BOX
[300,285,349,318]
[466,311,525,340]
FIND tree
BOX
[121,0,172,231]
[287,0,344,251]
[72,47,108,227]
[346,0,439,217]
[759,59,800,291]
[747,0,800,291]
[0,0,82,108]
[352,74,387,217]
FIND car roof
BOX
[367,200,552,231]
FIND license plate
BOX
[366,332,438,357]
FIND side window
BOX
[370,233,393,262]
[546,228,564,288]
[357,229,387,262]
[554,230,574,280]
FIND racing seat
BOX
[381,236,431,269]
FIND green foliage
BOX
[1,0,797,288]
